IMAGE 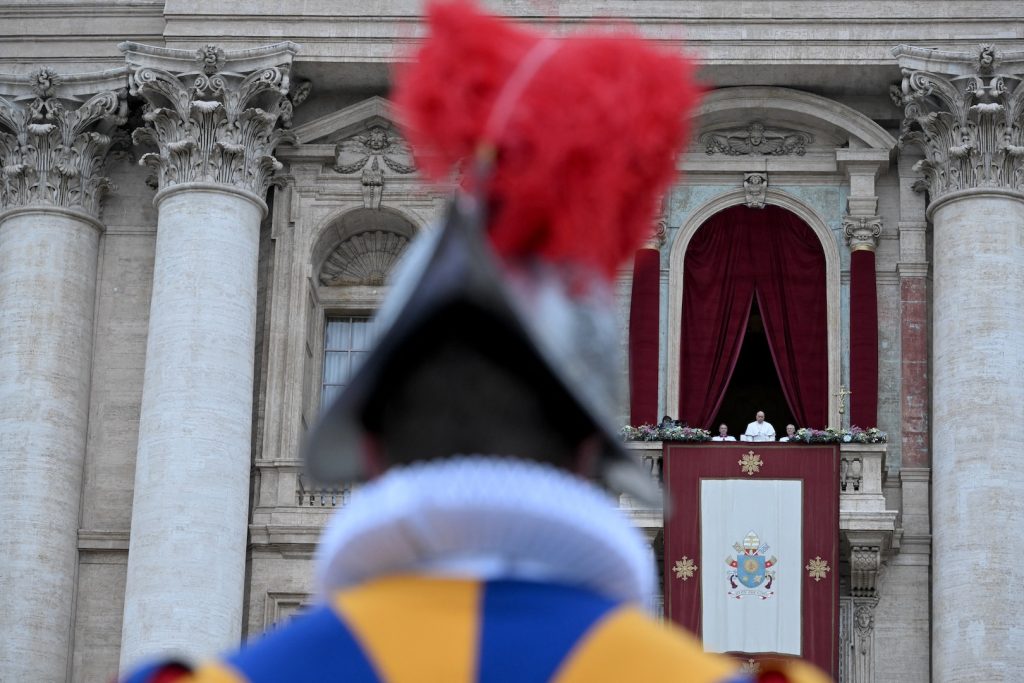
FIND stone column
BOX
[894,43,1024,682]
[118,42,301,666]
[0,68,126,682]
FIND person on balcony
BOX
[779,424,797,442]
[712,424,736,441]
[742,411,776,442]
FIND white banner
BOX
[700,479,802,655]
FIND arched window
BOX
[307,208,417,420]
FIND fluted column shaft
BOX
[118,41,301,667]
[894,43,1024,681]
[930,191,1024,682]
[0,68,124,683]
[120,184,264,663]
[0,209,102,683]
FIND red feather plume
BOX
[394,0,701,280]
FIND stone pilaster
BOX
[0,66,126,683]
[894,43,1024,683]
[118,41,301,667]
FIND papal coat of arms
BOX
[725,531,777,600]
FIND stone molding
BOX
[699,121,814,156]
[121,41,303,198]
[154,181,268,216]
[893,44,1024,201]
[843,215,883,252]
[0,66,128,217]
[697,87,896,152]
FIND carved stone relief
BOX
[319,229,409,286]
[333,125,416,209]
[700,121,814,156]
[121,41,301,197]
[852,598,878,683]
[850,545,883,598]
[842,215,882,251]
[743,172,768,209]
[0,67,127,216]
[893,44,1024,198]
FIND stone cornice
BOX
[893,44,1024,201]
[121,41,306,198]
[0,67,128,217]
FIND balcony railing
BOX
[297,485,353,507]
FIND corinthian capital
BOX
[892,44,1024,199]
[843,215,882,252]
[121,41,305,198]
[0,67,128,217]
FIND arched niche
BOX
[311,206,420,288]
[665,188,841,426]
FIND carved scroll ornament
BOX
[0,67,127,216]
[122,41,304,198]
[893,44,1024,198]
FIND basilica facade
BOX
[0,2,1021,682]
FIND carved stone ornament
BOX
[0,67,128,216]
[850,545,882,598]
[644,218,667,249]
[333,125,416,209]
[842,215,882,252]
[319,229,409,286]
[893,44,1024,198]
[120,41,301,198]
[852,598,879,682]
[744,172,768,209]
[700,121,814,156]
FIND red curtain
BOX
[680,205,827,428]
[849,249,878,428]
[628,248,661,425]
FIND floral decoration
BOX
[619,424,711,442]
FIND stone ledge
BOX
[77,529,129,551]
[249,524,321,550]
[841,510,899,533]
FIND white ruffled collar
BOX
[316,456,655,605]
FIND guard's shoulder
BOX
[120,659,247,683]
[554,606,746,683]
[121,603,378,683]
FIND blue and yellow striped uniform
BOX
[125,575,749,683]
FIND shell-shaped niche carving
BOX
[320,230,409,286]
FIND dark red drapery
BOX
[849,249,878,428]
[680,205,827,428]
[628,248,661,425]
[663,443,840,676]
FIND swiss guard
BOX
[122,1,829,681]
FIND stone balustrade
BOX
[297,483,353,508]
